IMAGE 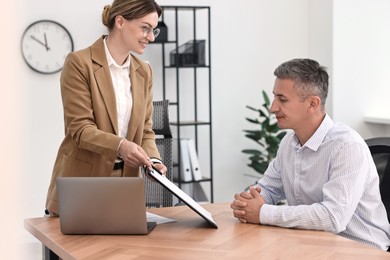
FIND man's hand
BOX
[230,186,265,224]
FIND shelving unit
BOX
[151,6,213,202]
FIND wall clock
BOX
[21,20,74,74]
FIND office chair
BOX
[144,100,174,207]
[365,137,390,221]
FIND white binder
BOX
[187,138,202,181]
[179,139,192,182]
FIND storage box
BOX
[170,40,206,67]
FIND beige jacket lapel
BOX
[90,37,119,135]
[126,55,145,141]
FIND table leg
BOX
[42,244,59,260]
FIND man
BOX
[231,59,390,251]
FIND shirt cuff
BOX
[117,139,125,159]
[259,204,277,225]
[150,158,162,164]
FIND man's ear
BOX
[309,96,321,110]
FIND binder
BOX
[179,139,192,182]
[192,182,208,202]
[187,138,202,181]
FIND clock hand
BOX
[30,35,47,49]
[43,33,50,51]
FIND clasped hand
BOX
[230,186,265,224]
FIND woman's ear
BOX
[115,15,124,30]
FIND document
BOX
[146,212,177,225]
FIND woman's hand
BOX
[118,140,152,168]
[152,162,168,175]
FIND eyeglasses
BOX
[140,25,160,38]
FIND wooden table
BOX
[25,202,389,259]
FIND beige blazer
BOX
[46,36,161,214]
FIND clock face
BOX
[21,20,74,74]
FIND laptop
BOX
[56,177,156,235]
[146,166,218,228]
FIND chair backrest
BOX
[151,100,172,138]
[144,100,173,207]
[365,137,390,221]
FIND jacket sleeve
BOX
[140,62,161,160]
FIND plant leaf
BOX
[267,122,280,133]
[248,160,269,174]
[242,149,262,155]
[242,90,287,176]
[262,90,270,107]
[258,109,267,118]
[277,131,287,140]
[246,105,259,112]
[245,118,261,124]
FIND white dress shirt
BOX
[258,114,390,250]
[103,38,132,139]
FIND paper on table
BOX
[147,212,177,225]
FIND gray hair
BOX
[274,59,329,106]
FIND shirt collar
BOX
[103,37,131,69]
[292,114,333,151]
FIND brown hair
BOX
[102,0,162,31]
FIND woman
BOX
[46,0,166,215]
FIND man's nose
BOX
[269,100,277,113]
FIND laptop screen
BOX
[146,166,218,228]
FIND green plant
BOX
[242,90,287,176]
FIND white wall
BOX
[6,0,390,258]
[1,2,24,259]
[12,0,310,257]
[208,0,310,200]
[333,0,390,138]
[308,0,333,115]
[16,0,311,214]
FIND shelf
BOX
[160,6,210,10]
[164,65,210,69]
[364,116,390,125]
[156,5,213,202]
[150,40,177,44]
[173,177,212,184]
[170,121,211,126]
